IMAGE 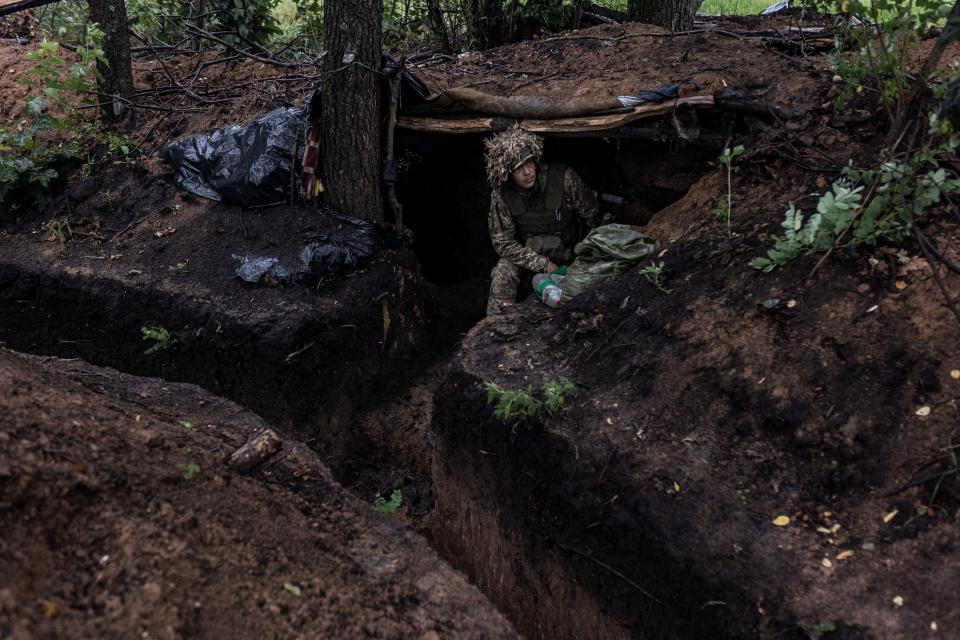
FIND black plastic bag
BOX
[233,209,398,285]
[299,209,398,279]
[233,255,294,284]
[163,106,307,206]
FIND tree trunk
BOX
[426,0,451,53]
[88,0,134,121]
[320,0,383,221]
[626,0,702,31]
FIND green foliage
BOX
[1,30,105,205]
[486,383,541,420]
[638,261,670,293]
[752,112,960,271]
[169,259,189,274]
[273,0,323,46]
[486,377,576,422]
[218,0,281,45]
[374,489,403,514]
[714,144,744,235]
[142,325,176,355]
[812,621,837,637]
[181,462,201,479]
[825,0,952,120]
[542,377,576,415]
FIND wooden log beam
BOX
[521,95,715,132]
[396,95,716,134]
[396,116,495,133]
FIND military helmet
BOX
[483,127,544,187]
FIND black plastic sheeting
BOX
[233,209,398,284]
[163,105,309,206]
[161,56,428,208]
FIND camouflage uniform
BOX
[487,162,599,315]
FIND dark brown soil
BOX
[412,17,827,110]
[426,122,960,640]
[3,11,960,640]
[0,347,518,639]
[0,160,431,464]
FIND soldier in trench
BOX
[484,127,600,316]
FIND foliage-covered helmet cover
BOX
[483,127,544,187]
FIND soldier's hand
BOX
[546,261,560,273]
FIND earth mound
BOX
[0,347,517,639]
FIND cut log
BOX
[396,95,715,134]
[228,428,283,473]
[439,87,623,119]
[396,116,495,133]
[521,95,714,132]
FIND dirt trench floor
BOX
[0,347,517,639]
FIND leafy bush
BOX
[823,0,951,120]
[1,29,105,206]
[751,113,960,271]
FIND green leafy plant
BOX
[486,376,576,422]
[812,621,837,638]
[543,377,576,415]
[374,489,403,514]
[43,217,73,252]
[104,132,136,166]
[217,0,281,46]
[752,112,960,271]
[142,325,176,355]
[825,0,950,123]
[181,462,201,480]
[638,261,670,293]
[714,144,744,235]
[1,28,105,205]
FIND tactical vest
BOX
[500,163,580,263]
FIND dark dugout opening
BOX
[395,130,719,321]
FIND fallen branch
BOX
[184,25,300,68]
[228,428,283,474]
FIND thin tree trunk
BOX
[427,0,451,53]
[627,0,702,31]
[88,0,134,121]
[320,0,384,221]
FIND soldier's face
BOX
[510,160,537,190]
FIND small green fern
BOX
[486,377,576,422]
